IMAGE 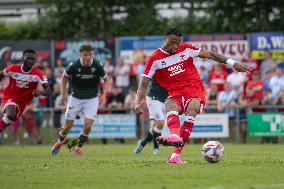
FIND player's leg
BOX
[133,119,155,154]
[156,98,183,147]
[52,96,81,155]
[170,98,201,163]
[152,119,164,155]
[0,104,18,133]
[72,97,98,155]
[152,101,166,154]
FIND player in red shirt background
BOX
[135,27,251,164]
[0,49,51,134]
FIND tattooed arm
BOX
[134,76,151,114]
[198,50,251,73]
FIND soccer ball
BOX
[201,141,224,163]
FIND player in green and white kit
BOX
[51,44,109,155]
[134,80,168,155]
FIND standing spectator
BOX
[241,51,259,73]
[114,58,130,96]
[124,87,137,109]
[136,55,146,85]
[206,83,218,113]
[277,54,284,73]
[263,70,273,92]
[269,66,284,101]
[199,66,209,82]
[54,94,66,129]
[245,71,264,103]
[54,58,65,84]
[107,86,125,109]
[209,64,227,91]
[260,51,276,79]
[103,58,114,77]
[226,70,247,93]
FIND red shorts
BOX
[2,98,27,118]
[168,85,206,113]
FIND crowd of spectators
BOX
[1,50,284,145]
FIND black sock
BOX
[141,132,153,146]
[58,132,66,143]
[153,131,161,149]
[77,134,88,147]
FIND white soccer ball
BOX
[201,141,224,163]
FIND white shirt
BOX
[115,64,130,87]
[226,72,246,90]
[269,75,284,100]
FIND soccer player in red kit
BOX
[135,28,251,164]
[0,49,51,134]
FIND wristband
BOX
[226,59,236,66]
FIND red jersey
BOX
[143,43,204,98]
[245,80,264,102]
[3,64,48,105]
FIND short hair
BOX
[80,44,94,52]
[164,27,182,37]
[23,49,36,56]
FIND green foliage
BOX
[0,144,283,189]
[1,0,284,39]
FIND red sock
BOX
[0,118,10,133]
[173,116,194,154]
[166,111,180,136]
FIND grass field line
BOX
[251,183,284,188]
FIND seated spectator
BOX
[206,83,218,113]
[263,70,273,92]
[107,86,125,109]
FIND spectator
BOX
[263,70,273,92]
[241,51,259,72]
[206,83,218,112]
[245,71,264,104]
[54,58,65,84]
[217,82,238,142]
[260,51,276,79]
[239,84,262,144]
[269,66,284,101]
[107,86,125,109]
[277,54,284,73]
[124,87,137,109]
[226,70,247,93]
[103,58,114,77]
[199,66,209,82]
[114,58,130,96]
[136,55,146,85]
[209,64,227,91]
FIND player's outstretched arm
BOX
[134,76,150,114]
[198,50,251,73]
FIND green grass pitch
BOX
[0,144,284,189]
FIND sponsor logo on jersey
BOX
[168,63,185,77]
